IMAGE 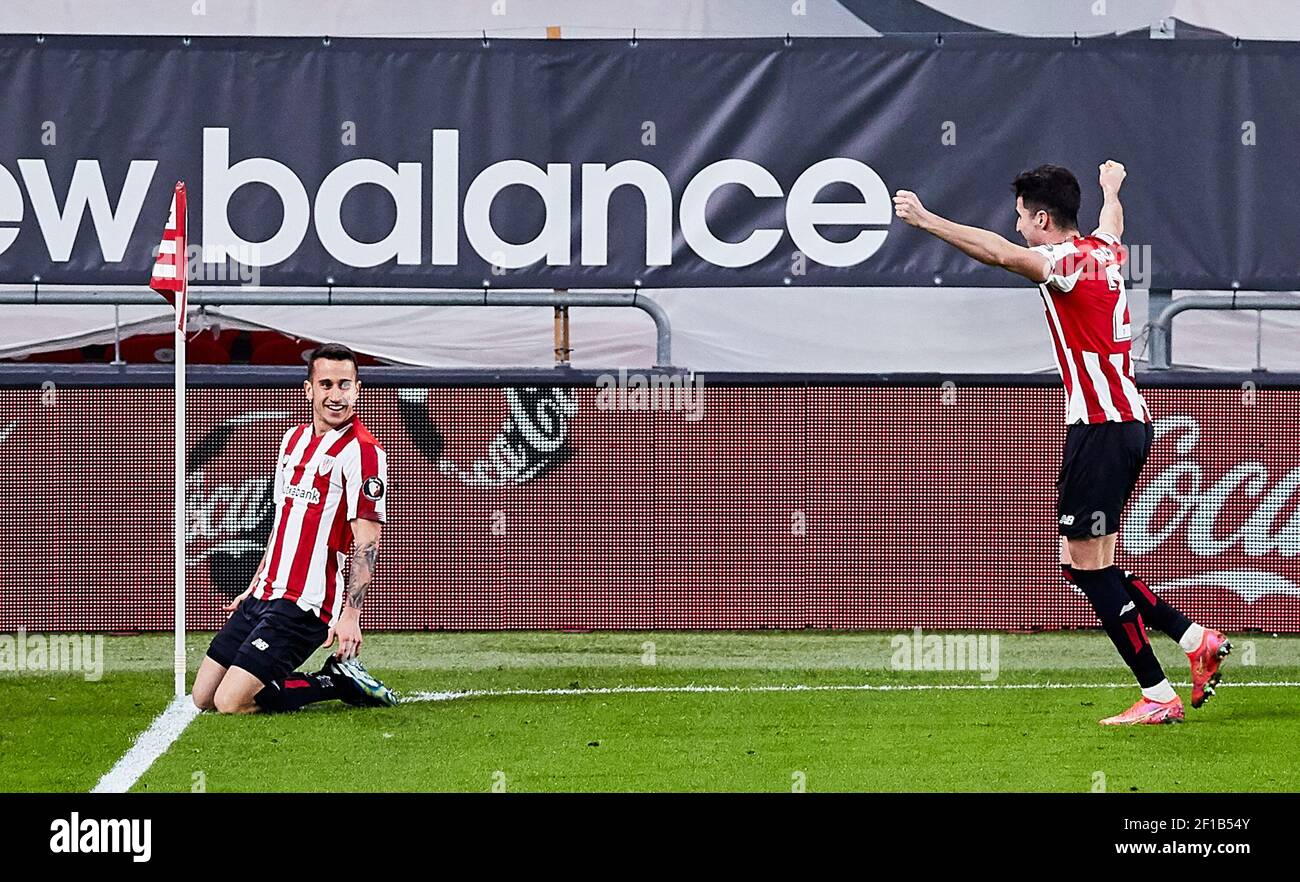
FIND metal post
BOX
[1146,289,1174,369]
[1256,310,1264,371]
[554,306,571,365]
[111,304,125,365]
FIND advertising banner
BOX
[1,37,1295,290]
[2,382,1296,632]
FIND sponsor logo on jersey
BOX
[285,484,321,505]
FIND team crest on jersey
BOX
[317,456,336,475]
[362,476,385,500]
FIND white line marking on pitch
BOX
[401,680,1300,704]
[92,680,1299,790]
[92,695,200,794]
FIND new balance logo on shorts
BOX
[252,638,269,651]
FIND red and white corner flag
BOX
[150,181,188,332]
[151,181,191,697]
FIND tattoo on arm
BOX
[347,539,379,610]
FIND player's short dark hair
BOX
[307,342,359,379]
[1012,165,1080,230]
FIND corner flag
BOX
[150,181,188,332]
[149,179,190,697]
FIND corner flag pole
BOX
[173,197,187,699]
[150,181,189,698]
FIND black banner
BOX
[0,35,1294,290]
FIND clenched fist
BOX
[1099,160,1126,194]
[892,190,932,229]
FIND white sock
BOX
[1179,622,1206,654]
[1142,679,1177,703]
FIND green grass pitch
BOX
[2,631,1297,792]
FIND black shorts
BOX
[206,597,329,685]
[1057,419,1154,539]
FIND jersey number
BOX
[1108,264,1132,342]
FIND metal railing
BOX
[1146,289,1300,370]
[0,284,676,368]
[8,283,1299,373]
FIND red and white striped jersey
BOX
[1032,231,1151,425]
[252,417,388,623]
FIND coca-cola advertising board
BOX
[2,382,1296,632]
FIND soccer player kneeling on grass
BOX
[892,161,1230,725]
[192,343,398,714]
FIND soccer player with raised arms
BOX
[892,161,1229,725]
[192,343,398,714]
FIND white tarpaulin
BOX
[5,1,1300,40]
[0,0,877,39]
